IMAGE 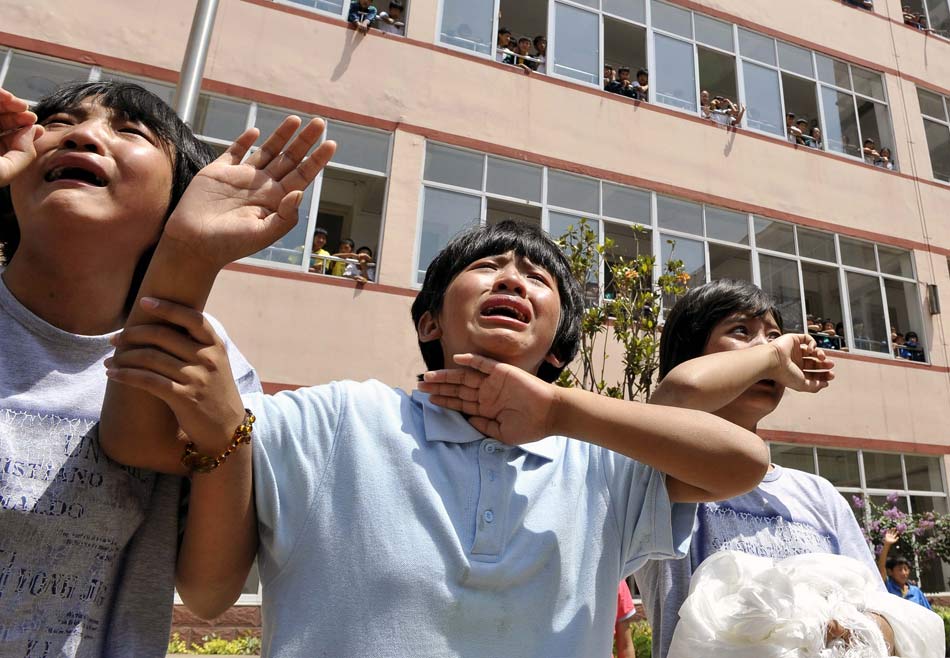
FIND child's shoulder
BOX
[765,465,841,499]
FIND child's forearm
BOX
[100,238,222,472]
[176,447,257,619]
[551,387,769,502]
[648,344,778,413]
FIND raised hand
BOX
[418,353,559,444]
[768,333,835,393]
[883,528,900,547]
[0,87,42,186]
[105,297,246,461]
[162,116,336,270]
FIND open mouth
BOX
[44,166,108,187]
[479,297,531,324]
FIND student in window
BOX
[0,81,264,657]
[811,125,823,149]
[875,146,895,170]
[509,36,537,73]
[308,227,331,274]
[786,112,800,143]
[631,280,887,658]
[377,0,405,36]
[903,331,925,361]
[496,27,512,62]
[532,35,547,74]
[348,0,378,34]
[342,245,376,283]
[614,67,638,98]
[863,138,881,164]
[604,64,621,93]
[631,68,650,101]
[330,237,358,276]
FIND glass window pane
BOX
[864,451,905,490]
[816,448,860,487]
[877,245,914,278]
[847,271,888,353]
[101,72,175,105]
[417,187,482,283]
[927,0,950,36]
[193,95,250,141]
[840,237,877,270]
[885,279,925,362]
[547,170,599,214]
[657,195,702,235]
[285,0,345,13]
[486,157,542,202]
[439,0,493,55]
[923,119,950,183]
[856,99,895,167]
[909,495,949,593]
[759,254,804,332]
[738,28,776,66]
[603,0,646,23]
[709,243,751,282]
[816,54,851,89]
[328,121,391,172]
[771,443,815,473]
[851,66,885,101]
[3,53,89,102]
[705,207,749,244]
[742,61,784,135]
[550,212,599,303]
[604,222,652,300]
[253,107,305,147]
[797,228,835,262]
[905,456,944,492]
[753,217,795,253]
[778,41,813,78]
[802,262,845,350]
[821,87,861,158]
[553,2,600,85]
[602,183,651,224]
[652,0,692,38]
[917,88,947,121]
[694,14,734,52]
[424,144,483,189]
[251,184,314,267]
[662,234,706,287]
[654,34,697,111]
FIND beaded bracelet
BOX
[181,408,256,474]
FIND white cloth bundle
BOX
[668,551,944,658]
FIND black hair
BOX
[356,245,373,256]
[498,27,511,35]
[659,279,784,379]
[0,81,215,311]
[886,555,911,570]
[905,331,919,341]
[636,68,648,76]
[410,220,584,383]
[518,36,532,44]
[533,35,546,47]
[389,0,404,9]
[314,227,329,236]
[618,66,631,74]
[339,238,356,249]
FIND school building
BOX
[4,0,950,641]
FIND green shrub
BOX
[631,620,652,658]
[932,606,950,651]
[167,631,261,655]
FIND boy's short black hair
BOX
[636,68,649,76]
[905,331,919,341]
[0,81,215,307]
[618,66,631,74]
[410,220,584,383]
[339,238,356,249]
[659,279,784,379]
[314,227,329,236]
[389,0,404,9]
[886,555,911,570]
[498,27,511,36]
[533,35,546,47]
[357,245,373,256]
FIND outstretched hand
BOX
[418,353,560,444]
[768,333,835,393]
[162,115,336,270]
[0,87,42,186]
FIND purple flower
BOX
[870,520,881,532]
[884,507,904,520]
[852,495,865,509]
[874,544,883,555]
[886,492,900,504]
[896,522,908,534]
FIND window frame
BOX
[918,86,950,184]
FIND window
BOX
[498,0,548,72]
[0,51,89,103]
[417,142,927,362]
[552,2,600,85]
[439,0,494,54]
[771,444,950,593]
[904,0,950,37]
[918,87,950,182]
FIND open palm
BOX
[0,88,41,186]
[163,116,336,269]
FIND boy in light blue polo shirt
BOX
[103,215,769,656]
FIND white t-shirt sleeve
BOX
[204,313,262,395]
[826,481,883,590]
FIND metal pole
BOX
[173,0,220,125]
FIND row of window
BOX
[419,142,928,362]
[770,443,949,592]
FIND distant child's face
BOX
[618,70,630,82]
[822,321,834,332]
[312,233,327,250]
[703,311,785,416]
[499,33,510,47]
[431,251,562,376]
[535,38,546,54]
[637,73,648,85]
[518,39,531,53]
[358,0,371,7]
[339,243,353,254]
[889,563,911,586]
[389,5,402,18]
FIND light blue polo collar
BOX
[413,390,559,462]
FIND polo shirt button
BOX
[484,510,494,523]
[484,443,496,454]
